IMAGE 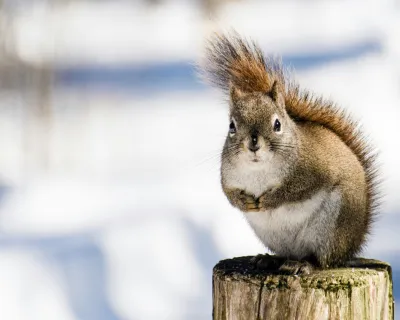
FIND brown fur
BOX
[201,32,380,247]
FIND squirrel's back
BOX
[201,32,380,238]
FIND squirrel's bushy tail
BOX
[201,32,380,237]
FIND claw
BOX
[239,192,259,212]
[244,195,256,204]
[246,202,258,209]
[279,260,314,275]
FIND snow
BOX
[0,250,75,320]
[0,0,399,319]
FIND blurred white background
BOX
[0,0,398,319]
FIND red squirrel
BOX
[201,33,380,274]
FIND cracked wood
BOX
[212,256,393,320]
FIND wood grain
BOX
[213,256,393,320]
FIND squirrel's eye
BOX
[273,119,281,132]
[229,121,236,136]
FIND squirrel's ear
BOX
[269,80,285,106]
[230,84,245,103]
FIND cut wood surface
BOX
[213,256,393,320]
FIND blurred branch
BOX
[200,0,241,16]
[0,1,54,174]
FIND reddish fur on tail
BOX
[201,32,380,235]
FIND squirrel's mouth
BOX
[248,151,262,163]
[246,149,265,164]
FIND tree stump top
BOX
[214,255,392,291]
[213,256,394,320]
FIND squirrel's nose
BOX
[249,134,260,152]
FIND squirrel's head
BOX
[223,80,298,165]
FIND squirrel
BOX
[200,32,380,274]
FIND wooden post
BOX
[213,256,394,320]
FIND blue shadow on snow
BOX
[56,38,381,96]
[0,234,121,320]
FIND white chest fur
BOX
[223,159,282,198]
[223,157,342,260]
[245,189,341,260]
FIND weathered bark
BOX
[213,256,393,320]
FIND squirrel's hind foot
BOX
[250,254,315,275]
[279,260,314,275]
[250,253,285,271]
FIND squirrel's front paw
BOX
[239,191,259,212]
[225,189,259,212]
[224,189,259,212]
[258,192,277,210]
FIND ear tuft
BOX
[269,80,285,106]
[230,84,246,103]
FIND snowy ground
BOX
[0,1,399,319]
